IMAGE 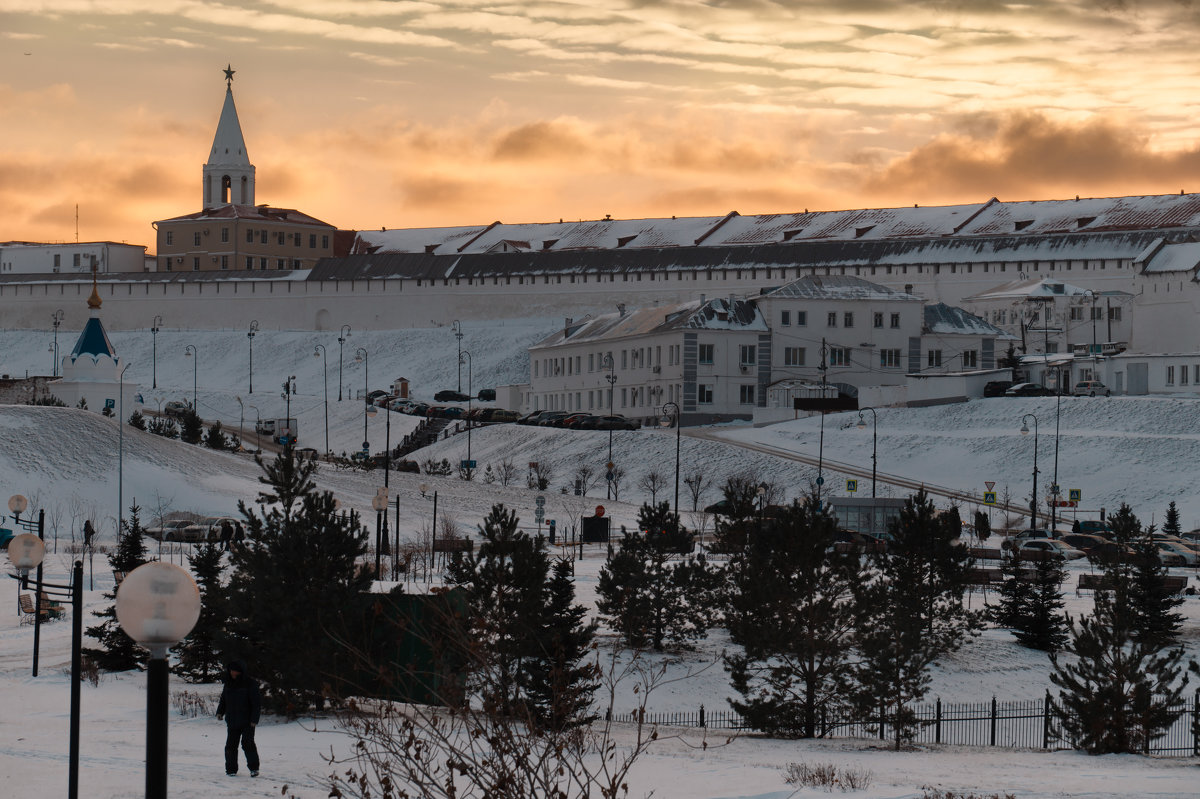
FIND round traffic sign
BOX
[595,505,605,518]
[606,462,615,470]
[815,476,824,486]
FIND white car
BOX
[1016,539,1086,561]
[1154,540,1199,566]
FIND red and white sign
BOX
[595,505,606,518]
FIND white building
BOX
[48,278,139,413]
[0,241,147,275]
[527,297,768,425]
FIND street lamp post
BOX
[281,376,296,446]
[247,320,259,393]
[7,536,84,799]
[1051,391,1062,535]
[116,562,201,799]
[247,403,261,451]
[235,396,245,451]
[659,402,681,516]
[460,350,473,467]
[1020,414,1040,529]
[314,345,330,454]
[355,347,369,455]
[419,484,439,583]
[183,344,198,411]
[856,407,878,500]
[51,309,64,377]
[150,315,162,389]
[452,320,464,393]
[118,362,130,535]
[602,353,617,499]
[337,325,352,400]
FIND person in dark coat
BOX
[218,520,234,552]
[82,519,96,549]
[216,659,261,777]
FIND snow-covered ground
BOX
[2,323,1199,797]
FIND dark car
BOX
[983,380,1014,398]
[406,402,429,416]
[477,388,497,402]
[1077,520,1110,537]
[365,389,389,404]
[535,412,571,427]
[394,459,421,473]
[1060,533,1107,554]
[1005,382,1056,397]
[594,415,639,430]
[435,390,471,402]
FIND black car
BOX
[1004,382,1055,397]
[983,380,1014,397]
[435,390,471,402]
[477,388,497,401]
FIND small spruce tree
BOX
[128,410,146,430]
[83,505,151,671]
[175,543,227,682]
[1162,501,1182,537]
[992,551,1068,652]
[180,408,203,444]
[524,557,599,732]
[204,421,228,450]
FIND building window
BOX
[277,259,286,269]
[698,384,713,404]
[829,347,851,367]
[873,312,884,328]
[192,257,199,271]
[621,350,628,369]
[322,235,330,248]
[781,310,791,326]
[739,385,755,404]
[193,232,201,246]
[73,253,81,267]
[1182,367,1190,386]
[1109,307,1122,321]
[245,256,254,269]
[293,233,302,246]
[843,312,854,328]
[963,350,978,368]
[221,227,229,243]
[221,255,229,269]
[827,312,837,327]
[309,234,317,248]
[698,344,714,365]
[277,232,286,245]
[260,257,268,269]
[54,254,60,268]
[1091,307,1103,321]
[796,311,807,326]
[163,257,171,271]
[292,259,301,268]
[165,231,174,246]
[928,350,943,367]
[1069,307,1083,321]
[880,349,900,368]
[246,229,254,243]
[588,353,594,372]
[621,388,627,408]
[890,313,900,328]
[1166,365,1175,385]
[260,230,268,244]
[739,345,756,366]
[784,347,805,366]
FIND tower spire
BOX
[204,66,255,208]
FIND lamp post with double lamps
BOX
[314,344,330,454]
[355,348,369,455]
[116,562,200,799]
[856,406,878,500]
[452,320,465,393]
[659,402,681,516]
[247,320,259,393]
[601,353,617,499]
[337,324,352,400]
[51,309,64,377]
[1020,414,1040,529]
[150,315,161,389]
[183,344,198,411]
[8,536,85,799]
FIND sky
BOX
[5,1,1200,249]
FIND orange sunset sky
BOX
[4,1,1200,250]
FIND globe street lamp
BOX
[659,402,681,516]
[856,407,878,500]
[247,320,259,394]
[337,324,352,400]
[601,353,617,499]
[452,319,465,393]
[183,344,198,411]
[313,345,330,454]
[1020,414,1039,529]
[51,307,64,376]
[7,535,85,799]
[355,347,369,455]
[150,315,162,389]
[116,562,201,799]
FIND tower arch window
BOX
[221,175,232,204]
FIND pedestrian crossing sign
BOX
[846,479,857,493]
[1068,489,1082,502]
[983,491,997,505]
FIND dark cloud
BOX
[864,111,1200,201]
[492,120,591,161]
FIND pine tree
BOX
[128,410,146,430]
[850,490,982,748]
[180,408,203,444]
[596,503,720,651]
[524,558,599,732]
[175,543,227,682]
[204,421,228,450]
[992,552,1068,652]
[1107,504,1185,648]
[83,504,150,671]
[148,417,178,439]
[1162,501,1182,536]
[724,496,863,738]
[224,448,371,715]
[709,476,759,553]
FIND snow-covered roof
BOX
[155,204,333,228]
[69,317,116,360]
[923,303,1014,338]
[963,278,1092,303]
[531,297,766,349]
[759,275,920,302]
[1134,238,1200,274]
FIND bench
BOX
[967,547,1004,561]
[113,570,127,586]
[966,567,1004,586]
[39,591,64,620]
[1076,573,1188,594]
[17,593,60,624]
[433,539,474,554]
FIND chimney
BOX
[565,317,573,330]
[617,303,627,317]
[700,293,706,305]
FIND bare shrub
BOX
[783,761,873,793]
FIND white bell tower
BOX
[203,64,255,208]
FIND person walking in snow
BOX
[82,519,96,549]
[216,659,261,777]
[218,519,234,552]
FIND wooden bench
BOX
[113,570,127,586]
[17,593,59,624]
[39,591,64,620]
[967,547,1004,562]
[1076,573,1188,594]
[966,567,1004,586]
[433,539,474,554]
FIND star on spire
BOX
[223,64,235,87]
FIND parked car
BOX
[1076,520,1110,537]
[535,412,571,427]
[163,400,189,418]
[1072,380,1111,397]
[182,515,239,543]
[560,413,593,429]
[390,398,415,412]
[145,519,193,542]
[406,402,429,416]
[296,447,319,460]
[1016,539,1086,561]
[365,389,390,404]
[1060,533,1108,555]
[439,406,465,419]
[518,410,558,425]
[0,527,13,550]
[373,393,398,407]
[833,529,887,554]
[983,380,1014,398]
[594,415,639,430]
[488,409,521,423]
[1154,540,1200,566]
[1151,542,1188,567]
[395,459,421,474]
[1001,529,1051,551]
[435,389,471,402]
[1005,382,1056,397]
[477,388,497,402]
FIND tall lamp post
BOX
[51,309,64,377]
[8,536,85,799]
[856,407,878,500]
[247,403,261,451]
[355,347,369,455]
[235,396,245,452]
[247,320,258,394]
[460,350,473,466]
[313,344,330,454]
[337,325,352,400]
[118,362,130,536]
[419,484,439,583]
[1020,413,1040,529]
[281,375,297,446]
[602,353,617,499]
[183,344,198,411]
[116,562,200,799]
[150,315,162,389]
[659,402,681,516]
[452,320,465,393]
[367,403,392,568]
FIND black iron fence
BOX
[611,691,1200,756]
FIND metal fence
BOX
[612,691,1200,756]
